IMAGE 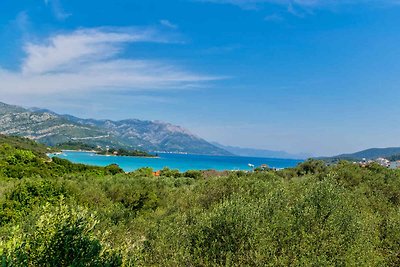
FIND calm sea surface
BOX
[49,151,303,172]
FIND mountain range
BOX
[212,142,311,160]
[320,147,400,162]
[0,102,231,156]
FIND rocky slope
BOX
[0,102,231,155]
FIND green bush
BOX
[105,164,124,175]
[0,179,67,225]
[183,170,202,179]
[159,167,181,178]
[1,199,122,266]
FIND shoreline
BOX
[55,150,303,162]
[49,150,301,172]
[61,149,98,153]
[59,149,160,159]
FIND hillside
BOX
[0,102,230,156]
[64,115,231,155]
[0,134,54,157]
[320,147,400,162]
[0,102,116,146]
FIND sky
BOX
[1,0,400,156]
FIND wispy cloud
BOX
[13,11,30,31]
[160,19,178,29]
[200,0,399,13]
[0,27,221,101]
[44,0,71,20]
[199,0,321,8]
[264,13,284,22]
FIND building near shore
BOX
[375,157,390,167]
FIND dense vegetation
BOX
[56,141,155,157]
[96,148,155,157]
[321,147,400,162]
[387,154,400,162]
[2,136,400,266]
[0,135,55,157]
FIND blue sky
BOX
[1,0,400,156]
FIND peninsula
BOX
[55,141,155,157]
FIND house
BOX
[375,157,390,167]
[260,164,269,170]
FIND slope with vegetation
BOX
[1,137,400,265]
[0,102,231,156]
[56,141,155,157]
[321,147,400,163]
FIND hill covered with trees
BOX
[1,136,400,265]
[0,101,231,156]
[56,141,155,157]
[320,147,400,162]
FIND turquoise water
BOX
[49,151,303,172]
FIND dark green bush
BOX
[1,201,122,266]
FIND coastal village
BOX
[357,157,400,169]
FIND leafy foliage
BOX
[1,136,400,266]
[2,199,122,266]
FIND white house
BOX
[375,157,390,167]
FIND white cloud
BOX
[160,20,178,29]
[0,27,221,99]
[44,0,71,20]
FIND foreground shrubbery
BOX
[1,138,400,266]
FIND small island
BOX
[55,141,156,157]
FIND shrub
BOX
[1,199,122,266]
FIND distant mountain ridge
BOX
[320,147,400,162]
[0,102,231,156]
[212,142,311,160]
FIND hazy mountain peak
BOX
[0,102,231,156]
[212,142,311,160]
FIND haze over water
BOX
[51,151,303,172]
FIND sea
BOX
[48,151,303,172]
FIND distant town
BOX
[357,157,400,169]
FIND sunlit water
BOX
[49,151,303,172]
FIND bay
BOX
[49,151,303,172]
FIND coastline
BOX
[59,149,160,159]
[61,149,98,153]
[49,150,302,172]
